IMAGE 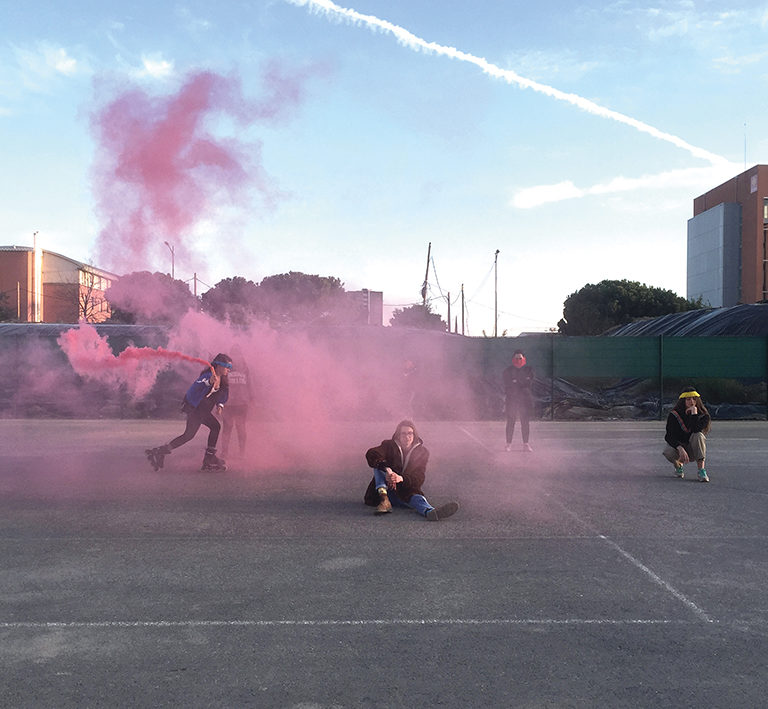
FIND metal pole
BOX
[494,249,499,337]
[421,242,431,306]
[461,283,465,336]
[164,241,175,279]
[658,335,664,420]
[550,332,555,421]
[447,291,450,332]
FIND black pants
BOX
[169,407,221,450]
[505,398,531,444]
[222,405,249,456]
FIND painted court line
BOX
[0,618,689,630]
[549,498,715,624]
[457,426,715,624]
[459,426,494,453]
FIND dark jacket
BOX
[364,426,429,505]
[664,409,711,448]
[502,364,534,402]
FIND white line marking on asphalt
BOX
[596,534,714,623]
[549,498,714,623]
[0,618,688,629]
[459,426,494,453]
[455,426,713,623]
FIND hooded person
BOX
[221,346,254,459]
[663,387,711,482]
[502,349,535,452]
[363,419,459,521]
[146,353,233,472]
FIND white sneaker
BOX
[523,443,533,452]
[504,443,512,452]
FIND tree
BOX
[557,279,705,335]
[390,303,446,331]
[78,268,110,323]
[252,272,348,327]
[104,271,198,325]
[200,276,260,328]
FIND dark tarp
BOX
[606,303,768,336]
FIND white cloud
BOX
[12,42,86,89]
[511,163,742,209]
[46,46,78,75]
[712,50,768,73]
[131,54,175,79]
[511,181,584,209]
[176,6,212,34]
[502,49,600,84]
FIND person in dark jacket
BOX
[663,387,711,482]
[364,419,458,521]
[502,349,535,452]
[146,353,233,472]
[221,351,253,459]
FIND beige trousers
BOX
[663,432,706,466]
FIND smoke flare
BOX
[58,324,210,399]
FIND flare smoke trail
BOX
[58,324,210,399]
[288,0,728,167]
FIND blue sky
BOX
[1,0,764,334]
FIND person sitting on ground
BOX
[364,419,459,521]
[662,387,711,482]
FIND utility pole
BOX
[447,291,450,332]
[421,242,431,306]
[164,241,175,279]
[494,249,500,337]
[461,283,465,336]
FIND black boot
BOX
[201,446,226,471]
[145,444,171,471]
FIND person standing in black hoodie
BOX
[502,349,535,452]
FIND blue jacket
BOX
[184,369,229,411]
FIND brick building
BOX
[688,164,768,307]
[0,246,118,323]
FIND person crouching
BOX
[662,387,711,482]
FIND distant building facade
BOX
[0,246,118,323]
[347,288,383,325]
[688,165,768,306]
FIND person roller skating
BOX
[145,353,233,472]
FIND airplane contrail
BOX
[288,0,729,167]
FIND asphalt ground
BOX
[1,418,767,708]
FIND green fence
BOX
[480,334,768,420]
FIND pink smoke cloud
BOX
[90,64,319,276]
[58,322,210,400]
